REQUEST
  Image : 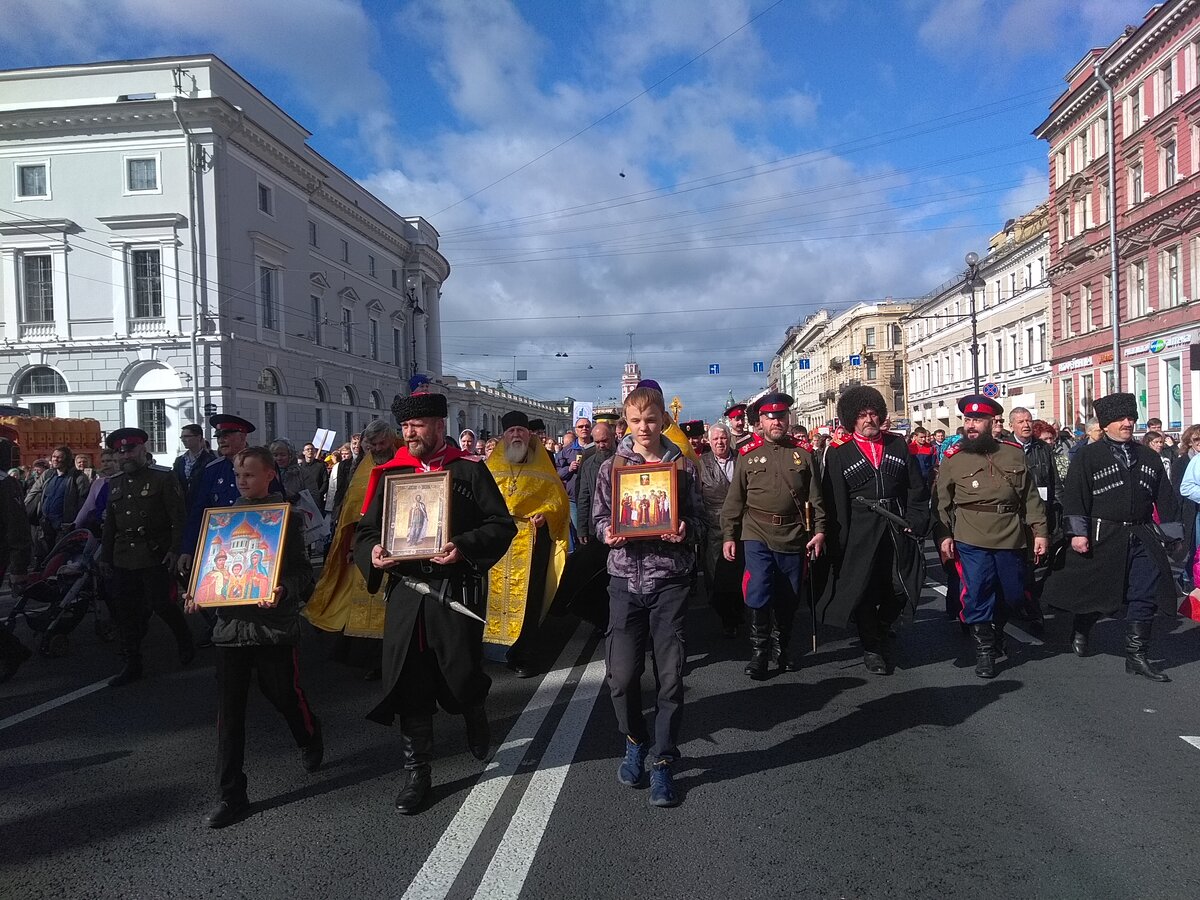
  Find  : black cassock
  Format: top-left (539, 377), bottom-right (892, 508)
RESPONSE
top-left (354, 457), bottom-right (516, 724)
top-left (817, 434), bottom-right (929, 630)
top-left (1042, 440), bottom-right (1176, 616)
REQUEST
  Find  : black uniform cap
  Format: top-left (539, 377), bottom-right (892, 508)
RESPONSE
top-left (209, 414), bottom-right (255, 435)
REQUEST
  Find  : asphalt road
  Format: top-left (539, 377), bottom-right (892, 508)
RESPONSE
top-left (2, 552), bottom-right (1199, 900)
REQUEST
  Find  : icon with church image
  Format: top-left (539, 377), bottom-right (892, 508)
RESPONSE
top-left (188, 503), bottom-right (292, 607)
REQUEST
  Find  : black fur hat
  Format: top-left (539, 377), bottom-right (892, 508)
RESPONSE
top-left (837, 385), bottom-right (887, 431)
top-left (1092, 392), bottom-right (1138, 428)
top-left (391, 391), bottom-right (448, 423)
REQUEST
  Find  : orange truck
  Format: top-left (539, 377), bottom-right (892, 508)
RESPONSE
top-left (0, 416), bottom-right (104, 469)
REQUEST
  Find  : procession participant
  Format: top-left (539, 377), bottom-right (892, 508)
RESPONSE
top-left (932, 396), bottom-right (1047, 679)
top-left (1044, 393), bottom-right (1177, 682)
top-left (355, 392), bottom-right (516, 815)
top-left (24, 446), bottom-right (90, 555)
top-left (327, 443), bottom-right (354, 518)
top-left (1009, 406), bottom-right (1060, 634)
top-left (593, 387), bottom-right (703, 808)
top-left (305, 420), bottom-right (399, 654)
top-left (681, 420), bottom-right (708, 457)
top-left (173, 424), bottom-right (215, 506)
top-left (459, 429), bottom-right (479, 457)
top-left (721, 392), bottom-right (826, 679)
top-left (725, 403), bottom-right (753, 451)
top-left (185, 445), bottom-right (321, 829)
top-left (0, 438), bottom-right (33, 683)
top-left (298, 441), bottom-right (329, 511)
top-left (178, 414), bottom-right (281, 576)
top-left (560, 420), bottom-right (616, 627)
top-left (699, 422), bottom-right (744, 637)
top-left (555, 416), bottom-right (594, 547)
top-left (615, 417), bottom-right (628, 441)
top-left (485, 411), bottom-right (570, 677)
top-left (819, 387), bottom-right (928, 675)
top-left (101, 428), bottom-right (191, 687)
top-left (270, 439), bottom-right (306, 503)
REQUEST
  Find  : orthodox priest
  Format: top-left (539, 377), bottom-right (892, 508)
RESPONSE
top-left (355, 392), bottom-right (516, 814)
top-left (818, 387), bottom-right (929, 675)
top-left (485, 411), bottom-right (570, 677)
top-left (1043, 392), bottom-right (1177, 682)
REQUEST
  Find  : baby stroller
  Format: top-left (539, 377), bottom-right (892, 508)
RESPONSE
top-left (4, 527), bottom-right (113, 657)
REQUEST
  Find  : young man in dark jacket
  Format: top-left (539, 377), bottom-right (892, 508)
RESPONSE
top-left (185, 446), bottom-right (322, 828)
top-left (593, 387), bottom-right (703, 808)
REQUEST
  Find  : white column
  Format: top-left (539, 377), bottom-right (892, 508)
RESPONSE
top-left (164, 238), bottom-right (181, 332)
top-left (0, 249), bottom-right (18, 339)
top-left (52, 244), bottom-right (70, 340)
top-left (109, 242), bottom-right (128, 336)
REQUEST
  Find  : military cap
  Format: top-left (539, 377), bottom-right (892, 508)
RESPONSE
top-left (106, 427), bottom-right (149, 450)
top-left (1092, 392), bottom-right (1139, 427)
top-left (681, 419), bottom-right (705, 438)
top-left (724, 403), bottom-right (747, 420)
top-left (757, 392), bottom-right (794, 420)
top-left (957, 395), bottom-right (1003, 418)
top-left (391, 391), bottom-right (447, 423)
top-left (209, 414), bottom-right (255, 435)
top-left (501, 410), bottom-right (530, 431)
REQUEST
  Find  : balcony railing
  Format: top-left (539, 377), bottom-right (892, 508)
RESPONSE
top-left (130, 317), bottom-right (167, 336)
top-left (19, 322), bottom-right (55, 341)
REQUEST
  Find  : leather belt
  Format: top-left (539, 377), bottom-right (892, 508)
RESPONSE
top-left (748, 508), bottom-right (799, 526)
top-left (1096, 517), bottom-right (1147, 527)
top-left (958, 501), bottom-right (1016, 514)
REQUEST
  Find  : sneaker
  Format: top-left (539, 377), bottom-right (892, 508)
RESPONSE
top-left (616, 737), bottom-right (647, 787)
top-left (648, 760), bottom-right (679, 808)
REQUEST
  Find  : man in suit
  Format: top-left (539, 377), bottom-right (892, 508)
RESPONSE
top-left (173, 423), bottom-right (216, 506)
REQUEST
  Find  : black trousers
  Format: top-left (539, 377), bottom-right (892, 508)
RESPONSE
top-left (216, 644), bottom-right (317, 801)
top-left (110, 564), bottom-right (192, 663)
top-left (853, 540), bottom-right (905, 651)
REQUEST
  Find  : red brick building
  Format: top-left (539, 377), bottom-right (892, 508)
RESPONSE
top-left (1035, 0), bottom-right (1200, 432)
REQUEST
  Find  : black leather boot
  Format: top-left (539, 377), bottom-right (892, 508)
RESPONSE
top-left (744, 607), bottom-right (771, 680)
top-left (395, 716), bottom-right (434, 814)
top-left (970, 622), bottom-right (997, 679)
top-left (107, 659), bottom-right (143, 688)
top-left (1071, 613), bottom-right (1099, 658)
top-left (463, 704), bottom-right (491, 761)
top-left (774, 606), bottom-right (800, 672)
top-left (1124, 621), bottom-right (1170, 682)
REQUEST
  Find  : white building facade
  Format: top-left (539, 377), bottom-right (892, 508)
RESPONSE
top-left (905, 205), bottom-right (1052, 431)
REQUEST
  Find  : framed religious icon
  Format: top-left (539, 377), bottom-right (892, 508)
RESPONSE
top-left (611, 462), bottom-right (679, 540)
top-left (188, 503), bottom-right (291, 607)
top-left (380, 470), bottom-right (451, 560)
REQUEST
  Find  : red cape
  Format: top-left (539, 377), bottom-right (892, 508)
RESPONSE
top-left (360, 443), bottom-right (470, 515)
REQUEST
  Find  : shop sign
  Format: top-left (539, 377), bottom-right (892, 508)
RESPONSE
top-left (1057, 356), bottom-right (1093, 373)
top-left (1123, 332), bottom-right (1192, 358)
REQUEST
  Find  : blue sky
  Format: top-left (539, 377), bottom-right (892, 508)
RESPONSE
top-left (0, 0), bottom-right (1150, 421)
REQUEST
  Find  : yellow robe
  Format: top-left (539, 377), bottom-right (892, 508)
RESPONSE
top-left (663, 412), bottom-right (699, 463)
top-left (485, 442), bottom-right (570, 646)
top-left (304, 457), bottom-right (387, 639)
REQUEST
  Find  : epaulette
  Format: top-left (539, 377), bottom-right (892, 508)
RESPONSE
top-left (739, 435), bottom-right (764, 455)
top-left (205, 456), bottom-right (227, 468)
top-left (943, 443), bottom-right (961, 458)
top-left (1000, 440), bottom-right (1022, 450)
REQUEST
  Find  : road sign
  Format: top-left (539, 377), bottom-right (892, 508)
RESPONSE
top-left (849, 354), bottom-right (862, 366)
top-left (708, 364), bottom-right (720, 375)
top-left (982, 382), bottom-right (999, 398)
top-left (752, 361), bottom-right (764, 373)
top-left (798, 358), bottom-right (810, 370)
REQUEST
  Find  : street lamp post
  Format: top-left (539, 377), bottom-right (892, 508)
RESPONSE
top-left (405, 274), bottom-right (424, 378)
top-left (963, 251), bottom-right (982, 394)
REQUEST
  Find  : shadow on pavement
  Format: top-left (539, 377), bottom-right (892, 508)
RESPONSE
top-left (0, 750), bottom-right (131, 788)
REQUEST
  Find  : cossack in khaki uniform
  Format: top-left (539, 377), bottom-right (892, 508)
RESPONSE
top-left (102, 467), bottom-right (185, 568)
top-left (721, 434), bottom-right (826, 553)
top-left (932, 441), bottom-right (1046, 550)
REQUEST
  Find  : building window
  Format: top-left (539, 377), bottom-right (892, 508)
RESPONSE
top-left (393, 327), bottom-right (403, 368)
top-left (1101, 274), bottom-right (1111, 327)
top-left (18, 366), bottom-right (67, 394)
top-left (341, 308), bottom-right (353, 353)
top-left (1162, 62), bottom-right (1174, 108)
top-left (1098, 180), bottom-right (1110, 223)
top-left (866, 359), bottom-right (878, 380)
top-left (1039, 324), bottom-right (1047, 362)
top-left (1161, 245), bottom-right (1181, 308)
top-left (258, 183), bottom-right (274, 216)
top-left (1026, 327), bottom-right (1036, 365)
top-left (1081, 373), bottom-right (1094, 420)
top-left (1162, 139), bottom-right (1177, 188)
top-left (259, 265), bottom-right (278, 330)
top-left (1081, 284), bottom-right (1092, 333)
top-left (391, 269), bottom-right (398, 289)
top-left (1062, 378), bottom-right (1076, 428)
top-left (344, 411), bottom-right (353, 442)
top-left (137, 399), bottom-right (168, 455)
top-left (1131, 363), bottom-right (1148, 423)
top-left (264, 401), bottom-right (277, 441)
top-left (369, 318), bottom-right (379, 360)
top-left (310, 295), bottom-right (322, 345)
top-left (309, 221), bottom-right (318, 247)
top-left (890, 323), bottom-right (901, 347)
top-left (342, 385), bottom-right (357, 407)
top-left (368, 255), bottom-right (376, 278)
top-left (131, 249), bottom-right (162, 318)
top-left (16, 162), bottom-right (48, 198)
top-left (1129, 160), bottom-right (1143, 205)
top-left (315, 406), bottom-right (324, 429)
top-left (864, 327), bottom-right (876, 348)
top-left (258, 368), bottom-right (281, 394)
top-left (370, 390), bottom-right (383, 412)
top-left (22, 255), bottom-right (54, 322)
top-left (340, 239), bottom-right (349, 263)
top-left (1130, 259), bottom-right (1147, 316)
top-left (29, 402), bottom-right (56, 417)
top-left (1131, 85), bottom-right (1141, 129)
top-left (126, 157), bottom-right (158, 192)
top-left (1061, 293), bottom-right (1073, 339)
top-left (1167, 356), bottom-right (1183, 427)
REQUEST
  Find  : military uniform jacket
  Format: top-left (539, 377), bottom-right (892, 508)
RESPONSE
top-left (932, 441), bottom-right (1047, 550)
top-left (720, 434), bottom-right (826, 554)
top-left (101, 466), bottom-right (185, 570)
top-left (180, 455), bottom-right (282, 555)
top-left (1042, 438), bottom-right (1176, 615)
top-left (817, 433), bottom-right (929, 629)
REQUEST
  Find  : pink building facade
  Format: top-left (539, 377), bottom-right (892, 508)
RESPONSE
top-left (1036, 0), bottom-right (1200, 433)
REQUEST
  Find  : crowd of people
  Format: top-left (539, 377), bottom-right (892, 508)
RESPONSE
top-left (1, 377), bottom-right (1198, 822)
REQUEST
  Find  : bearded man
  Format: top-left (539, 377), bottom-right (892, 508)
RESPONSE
top-left (485, 411), bottom-right (570, 677)
top-left (818, 387), bottom-right (929, 675)
top-left (932, 395), bottom-right (1047, 678)
top-left (355, 392), bottom-right (515, 815)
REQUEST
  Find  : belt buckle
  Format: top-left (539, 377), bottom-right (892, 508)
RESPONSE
top-left (771, 514), bottom-right (784, 526)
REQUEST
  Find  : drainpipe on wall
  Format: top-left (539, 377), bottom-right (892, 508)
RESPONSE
top-left (1094, 54), bottom-right (1122, 391)
top-left (172, 81), bottom-right (204, 434)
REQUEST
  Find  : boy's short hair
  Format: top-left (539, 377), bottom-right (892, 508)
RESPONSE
top-left (623, 387), bottom-right (665, 414)
top-left (234, 446), bottom-right (274, 470)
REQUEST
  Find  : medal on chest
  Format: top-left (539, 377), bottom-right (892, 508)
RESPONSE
top-left (971, 479), bottom-right (979, 488)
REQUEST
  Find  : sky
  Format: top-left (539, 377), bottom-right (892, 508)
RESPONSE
top-left (0, 0), bottom-right (1152, 422)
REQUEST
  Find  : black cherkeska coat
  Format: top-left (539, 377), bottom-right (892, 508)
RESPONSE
top-left (354, 456), bottom-right (515, 724)
top-left (817, 433), bottom-right (930, 629)
top-left (1042, 439), bottom-right (1176, 616)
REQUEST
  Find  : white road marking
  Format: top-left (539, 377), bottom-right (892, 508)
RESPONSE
top-left (1180, 736), bottom-right (1200, 750)
top-left (472, 654), bottom-right (606, 900)
top-left (400, 625), bottom-right (590, 900)
top-left (0, 678), bottom-right (109, 733)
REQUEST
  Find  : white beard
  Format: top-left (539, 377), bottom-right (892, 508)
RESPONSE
top-left (505, 440), bottom-right (530, 464)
